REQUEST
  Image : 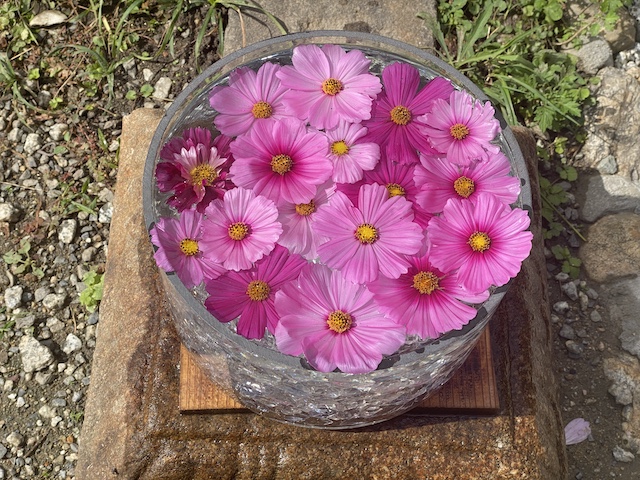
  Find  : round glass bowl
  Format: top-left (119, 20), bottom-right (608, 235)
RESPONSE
top-left (142, 31), bottom-right (532, 429)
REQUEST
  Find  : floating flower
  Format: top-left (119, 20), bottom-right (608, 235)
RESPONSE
top-left (277, 181), bottom-right (335, 260)
top-left (414, 150), bottom-right (521, 214)
top-left (274, 264), bottom-right (406, 373)
top-left (362, 62), bottom-right (454, 165)
top-left (150, 209), bottom-right (225, 288)
top-left (419, 90), bottom-right (501, 165)
top-left (338, 153), bottom-right (432, 228)
top-left (313, 183), bottom-right (424, 283)
top-left (155, 127), bottom-right (231, 212)
top-left (230, 118), bottom-right (332, 205)
top-left (204, 245), bottom-right (306, 339)
top-left (209, 62), bottom-right (290, 137)
top-left (564, 418), bottom-right (591, 445)
top-left (369, 248), bottom-right (489, 339)
top-left (200, 187), bottom-right (282, 271)
top-left (276, 44), bottom-right (382, 130)
top-left (427, 194), bottom-right (533, 293)
top-left (325, 120), bottom-right (380, 183)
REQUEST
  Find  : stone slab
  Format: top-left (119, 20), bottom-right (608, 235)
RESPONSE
top-left (223, 0), bottom-right (436, 55)
top-left (75, 106), bottom-right (567, 479)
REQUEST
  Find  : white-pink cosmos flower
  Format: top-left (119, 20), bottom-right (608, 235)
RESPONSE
top-left (324, 120), bottom-right (380, 183)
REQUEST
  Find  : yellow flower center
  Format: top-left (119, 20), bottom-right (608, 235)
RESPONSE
top-left (246, 280), bottom-right (270, 301)
top-left (228, 222), bottom-right (250, 241)
top-left (331, 140), bottom-right (350, 156)
top-left (468, 231), bottom-right (491, 252)
top-left (354, 223), bottom-right (379, 244)
top-left (453, 176), bottom-right (475, 198)
top-left (390, 105), bottom-right (412, 126)
top-left (322, 78), bottom-right (343, 96)
top-left (327, 310), bottom-right (352, 333)
top-left (179, 238), bottom-right (199, 256)
top-left (412, 271), bottom-right (439, 295)
top-left (251, 101), bottom-right (273, 119)
top-left (271, 154), bottom-right (293, 175)
top-left (190, 164), bottom-right (217, 186)
top-left (295, 200), bottom-right (316, 216)
top-left (450, 123), bottom-right (470, 140)
top-left (386, 183), bottom-right (406, 197)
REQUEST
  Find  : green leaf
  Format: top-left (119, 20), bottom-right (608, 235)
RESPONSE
top-left (2, 251), bottom-right (22, 265)
top-left (140, 83), bottom-right (154, 97)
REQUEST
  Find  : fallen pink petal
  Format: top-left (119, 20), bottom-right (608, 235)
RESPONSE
top-left (564, 418), bottom-right (591, 445)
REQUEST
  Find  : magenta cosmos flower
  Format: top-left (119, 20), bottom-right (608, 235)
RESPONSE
top-left (427, 194), bottom-right (533, 293)
top-left (338, 153), bottom-right (432, 228)
top-left (324, 120), bottom-right (380, 183)
top-left (276, 44), bottom-right (382, 130)
top-left (150, 209), bottom-right (225, 288)
top-left (277, 181), bottom-right (335, 260)
top-left (369, 248), bottom-right (489, 339)
top-left (414, 150), bottom-right (521, 214)
top-left (209, 62), bottom-right (290, 137)
top-left (313, 183), bottom-right (424, 284)
top-left (274, 264), bottom-right (406, 373)
top-left (155, 127), bottom-right (232, 212)
top-left (362, 62), bottom-right (454, 165)
top-left (419, 90), bottom-right (501, 165)
top-left (204, 245), bottom-right (306, 339)
top-left (230, 118), bottom-right (332, 205)
top-left (200, 187), bottom-right (282, 271)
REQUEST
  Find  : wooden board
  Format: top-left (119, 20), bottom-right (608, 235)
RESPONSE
top-left (179, 326), bottom-right (498, 414)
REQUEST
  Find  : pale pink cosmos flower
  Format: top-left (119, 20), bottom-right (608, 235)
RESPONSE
top-left (276, 44), bottom-right (382, 130)
top-left (200, 187), bottom-right (282, 271)
top-left (338, 153), bottom-right (432, 228)
top-left (274, 264), bottom-right (407, 373)
top-left (313, 183), bottom-right (424, 284)
top-left (324, 120), bottom-right (380, 183)
top-left (204, 245), bottom-right (306, 339)
top-left (230, 118), bottom-right (332, 205)
top-left (277, 181), bottom-right (335, 260)
top-left (427, 194), bottom-right (533, 293)
top-left (369, 248), bottom-right (489, 339)
top-left (362, 62), bottom-right (454, 165)
top-left (209, 62), bottom-right (290, 137)
top-left (419, 89), bottom-right (501, 165)
top-left (414, 150), bottom-right (521, 214)
top-left (150, 209), bottom-right (225, 289)
top-left (564, 418), bottom-right (591, 445)
top-left (155, 127), bottom-right (232, 213)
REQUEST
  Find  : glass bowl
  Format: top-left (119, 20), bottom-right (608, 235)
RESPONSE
top-left (142, 30), bottom-right (532, 429)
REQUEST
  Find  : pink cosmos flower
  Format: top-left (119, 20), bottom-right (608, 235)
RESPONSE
top-left (150, 209), bottom-right (225, 288)
top-left (313, 183), bottom-right (424, 284)
top-left (209, 62), bottom-right (290, 137)
top-left (324, 120), bottom-right (380, 183)
top-left (414, 150), bottom-right (521, 214)
top-left (276, 44), bottom-right (382, 130)
top-left (204, 245), bottom-right (306, 339)
top-left (155, 127), bottom-right (231, 212)
top-left (230, 118), bottom-right (332, 205)
top-left (419, 90), bottom-right (501, 165)
top-left (362, 62), bottom-right (454, 165)
top-left (338, 153), bottom-right (432, 228)
top-left (274, 264), bottom-right (406, 373)
top-left (368, 248), bottom-right (489, 339)
top-left (277, 181), bottom-right (335, 260)
top-left (200, 187), bottom-right (282, 271)
top-left (427, 194), bottom-right (533, 293)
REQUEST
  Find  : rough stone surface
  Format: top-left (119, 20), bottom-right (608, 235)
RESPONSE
top-left (604, 354), bottom-right (640, 452)
top-left (18, 336), bottom-right (54, 373)
top-left (574, 39), bottom-right (614, 75)
top-left (606, 277), bottom-right (640, 359)
top-left (76, 112), bottom-right (566, 479)
top-left (580, 213), bottom-right (640, 282)
top-left (223, 0), bottom-right (435, 55)
top-left (574, 67), bottom-right (640, 186)
top-left (577, 174), bottom-right (640, 222)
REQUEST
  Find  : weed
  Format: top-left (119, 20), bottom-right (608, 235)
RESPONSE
top-left (2, 237), bottom-right (45, 279)
top-left (79, 270), bottom-right (104, 313)
top-left (551, 245), bottom-right (582, 279)
top-left (69, 410), bottom-right (85, 422)
top-left (0, 318), bottom-right (14, 340)
top-left (56, 179), bottom-right (99, 216)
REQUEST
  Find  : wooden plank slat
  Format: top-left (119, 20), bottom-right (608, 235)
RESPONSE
top-left (179, 326), bottom-right (498, 414)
